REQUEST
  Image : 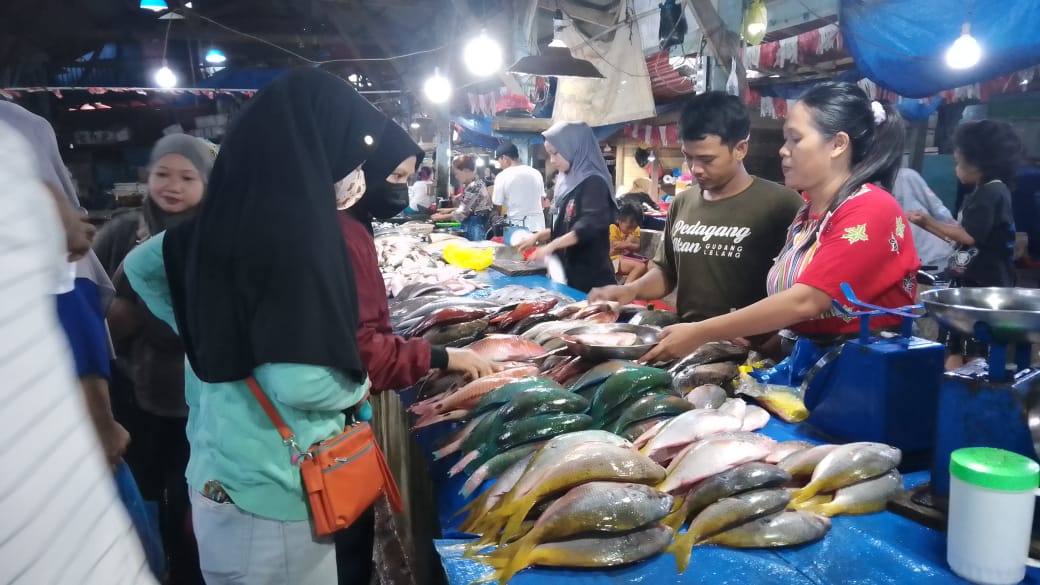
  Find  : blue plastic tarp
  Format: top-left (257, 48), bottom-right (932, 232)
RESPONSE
top-left (841, 0), bottom-right (1040, 98)
top-left (415, 273), bottom-right (1040, 585)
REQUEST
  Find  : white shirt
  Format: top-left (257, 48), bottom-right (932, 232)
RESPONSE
top-left (492, 165), bottom-right (545, 231)
top-left (0, 121), bottom-right (156, 585)
top-left (409, 180), bottom-right (434, 211)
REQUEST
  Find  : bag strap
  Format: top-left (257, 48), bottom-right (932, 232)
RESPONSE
top-left (245, 376), bottom-right (296, 445)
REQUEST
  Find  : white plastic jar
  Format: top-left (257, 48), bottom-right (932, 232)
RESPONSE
top-left (948, 447), bottom-right (1040, 585)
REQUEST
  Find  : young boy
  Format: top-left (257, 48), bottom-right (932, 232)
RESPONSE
top-left (610, 203), bottom-right (648, 284)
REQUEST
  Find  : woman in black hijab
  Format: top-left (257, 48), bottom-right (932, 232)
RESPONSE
top-left (335, 122), bottom-right (498, 584)
top-left (123, 68), bottom-right (387, 585)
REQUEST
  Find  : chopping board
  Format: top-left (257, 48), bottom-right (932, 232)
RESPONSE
top-left (491, 258), bottom-right (546, 276)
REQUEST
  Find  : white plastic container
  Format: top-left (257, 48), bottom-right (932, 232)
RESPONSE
top-left (947, 447), bottom-right (1040, 585)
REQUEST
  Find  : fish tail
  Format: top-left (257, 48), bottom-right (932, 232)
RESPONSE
top-left (433, 438), bottom-right (463, 461)
top-left (790, 494), bottom-right (831, 511)
top-left (662, 500), bottom-right (688, 532)
top-left (789, 484), bottom-right (820, 505)
top-left (495, 550), bottom-right (532, 585)
top-left (665, 531), bottom-right (696, 574)
top-left (454, 491), bottom-right (487, 521)
top-left (816, 500), bottom-right (884, 517)
top-left (498, 501), bottom-right (535, 544)
top-left (449, 449), bottom-right (482, 477)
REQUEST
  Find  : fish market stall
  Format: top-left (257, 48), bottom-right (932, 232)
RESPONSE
top-left (384, 268), bottom-right (1040, 585)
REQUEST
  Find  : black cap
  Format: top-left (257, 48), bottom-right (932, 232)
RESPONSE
top-left (495, 143), bottom-right (520, 160)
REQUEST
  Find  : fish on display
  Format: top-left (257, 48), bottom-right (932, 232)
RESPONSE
top-left (562, 331), bottom-right (640, 347)
top-left (393, 282), bottom-right (452, 302)
top-left (607, 394), bottom-right (694, 435)
top-left (777, 444), bottom-right (840, 478)
top-left (794, 470), bottom-right (903, 517)
top-left (668, 488), bottom-right (791, 572)
top-left (479, 524), bottom-right (673, 582)
top-left (480, 482), bottom-right (674, 583)
top-left (405, 307), bottom-right (493, 337)
top-left (588, 367), bottom-right (673, 421)
top-left (640, 410), bottom-right (743, 464)
top-left (476, 442), bottom-right (665, 544)
top-left (668, 341), bottom-right (750, 372)
top-left (410, 374), bottom-right (539, 430)
top-left (421, 318), bottom-right (490, 347)
top-left (686, 384), bottom-right (729, 409)
top-left (433, 411), bottom-right (494, 460)
top-left (458, 453), bottom-right (537, 534)
top-left (673, 362), bottom-right (741, 392)
top-left (790, 442), bottom-right (902, 504)
top-left (735, 374), bottom-right (810, 423)
top-left (571, 302), bottom-right (617, 320)
top-left (462, 443), bottom-right (546, 498)
top-left (470, 378), bottom-right (565, 418)
top-left (665, 462), bottom-right (792, 532)
top-left (717, 397), bottom-right (748, 420)
top-left (491, 299), bottom-right (560, 331)
top-left (566, 361), bottom-right (641, 393)
top-left (509, 312), bottom-right (560, 335)
top-left (496, 413), bottom-right (595, 452)
top-left (765, 440), bottom-right (816, 464)
top-left (542, 356), bottom-right (591, 386)
top-left (699, 510), bottom-right (831, 549)
top-left (466, 335), bottom-right (547, 361)
top-left (496, 388), bottom-right (589, 421)
top-left (620, 415), bottom-right (673, 443)
top-left (397, 297), bottom-right (501, 324)
top-left (659, 436), bottom-right (775, 494)
top-left (741, 405), bottom-right (771, 431)
top-left (629, 308), bottom-right (680, 328)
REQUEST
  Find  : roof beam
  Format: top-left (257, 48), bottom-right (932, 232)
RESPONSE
top-left (765, 0), bottom-right (837, 35)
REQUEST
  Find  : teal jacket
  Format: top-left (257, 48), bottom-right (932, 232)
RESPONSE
top-left (124, 233), bottom-right (369, 521)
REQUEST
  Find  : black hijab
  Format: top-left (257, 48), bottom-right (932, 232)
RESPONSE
top-left (352, 121), bottom-right (423, 229)
top-left (163, 68), bottom-right (387, 383)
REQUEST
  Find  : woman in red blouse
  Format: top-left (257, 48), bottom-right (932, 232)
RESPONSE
top-left (643, 82), bottom-right (920, 363)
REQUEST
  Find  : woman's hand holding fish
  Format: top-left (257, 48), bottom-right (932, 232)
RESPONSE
top-left (446, 348), bottom-right (502, 380)
top-left (529, 245), bottom-right (554, 263)
top-left (517, 229), bottom-right (550, 253)
top-left (640, 322), bottom-right (708, 364)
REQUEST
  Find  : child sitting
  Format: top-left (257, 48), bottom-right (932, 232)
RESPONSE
top-left (610, 203), bottom-right (648, 284)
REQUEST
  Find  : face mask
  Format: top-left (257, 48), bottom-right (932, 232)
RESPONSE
top-left (335, 169), bottom-right (366, 211)
top-left (365, 181), bottom-right (410, 219)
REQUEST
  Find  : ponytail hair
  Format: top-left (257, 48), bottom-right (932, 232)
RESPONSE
top-left (798, 82), bottom-right (906, 213)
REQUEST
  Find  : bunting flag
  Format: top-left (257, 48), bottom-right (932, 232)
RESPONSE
top-left (0, 86), bottom-right (255, 101)
top-left (624, 122), bottom-right (680, 148)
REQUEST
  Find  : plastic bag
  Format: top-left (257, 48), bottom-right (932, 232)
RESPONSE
top-left (751, 337), bottom-right (829, 387)
top-left (442, 244), bottom-right (494, 271)
top-left (114, 462), bottom-right (166, 580)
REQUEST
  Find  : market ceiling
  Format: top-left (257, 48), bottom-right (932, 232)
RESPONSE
top-left (0, 0), bottom-right (624, 116)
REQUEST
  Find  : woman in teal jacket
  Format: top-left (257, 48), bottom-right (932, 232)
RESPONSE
top-left (124, 69), bottom-right (386, 585)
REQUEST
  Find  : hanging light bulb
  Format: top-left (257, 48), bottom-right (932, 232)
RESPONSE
top-left (743, 0), bottom-right (768, 45)
top-left (945, 22), bottom-right (981, 69)
top-left (204, 48), bottom-right (226, 64)
top-left (475, 157), bottom-right (486, 167)
top-left (423, 68), bottom-right (452, 104)
top-left (155, 64), bottom-right (177, 88)
top-left (463, 30), bottom-right (503, 77)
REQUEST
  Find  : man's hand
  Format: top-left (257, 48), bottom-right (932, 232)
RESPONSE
top-left (97, 419), bottom-right (131, 469)
top-left (588, 284), bottom-right (637, 305)
top-left (446, 348), bottom-right (501, 380)
top-left (640, 322), bottom-right (709, 364)
top-left (529, 245), bottom-right (554, 263)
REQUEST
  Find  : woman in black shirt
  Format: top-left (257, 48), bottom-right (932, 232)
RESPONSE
top-left (519, 122), bottom-right (617, 292)
top-left (909, 119), bottom-right (1022, 368)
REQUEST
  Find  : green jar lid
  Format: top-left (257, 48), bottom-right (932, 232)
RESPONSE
top-left (950, 447), bottom-right (1039, 492)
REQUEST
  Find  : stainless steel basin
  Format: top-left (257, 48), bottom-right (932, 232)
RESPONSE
top-left (920, 287), bottom-right (1040, 344)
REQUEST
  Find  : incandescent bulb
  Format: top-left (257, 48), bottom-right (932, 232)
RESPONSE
top-left (463, 31), bottom-right (503, 77)
top-left (945, 23), bottom-right (981, 69)
top-left (155, 66), bottom-right (177, 88)
top-left (423, 70), bottom-right (452, 104)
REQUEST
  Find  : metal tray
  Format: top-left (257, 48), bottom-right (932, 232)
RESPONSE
top-left (560, 323), bottom-right (660, 361)
top-left (920, 287), bottom-right (1040, 344)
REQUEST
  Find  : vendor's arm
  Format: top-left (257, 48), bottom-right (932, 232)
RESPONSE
top-left (589, 266), bottom-right (674, 305)
top-left (640, 284), bottom-right (831, 363)
top-left (531, 231), bottom-right (579, 262)
top-left (517, 228), bottom-right (552, 252)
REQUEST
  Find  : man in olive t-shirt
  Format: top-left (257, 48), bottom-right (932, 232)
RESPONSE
top-left (590, 92), bottom-right (802, 323)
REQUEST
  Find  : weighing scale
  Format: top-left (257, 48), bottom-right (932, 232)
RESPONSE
top-left (898, 287), bottom-right (1040, 545)
top-left (800, 283), bottom-right (945, 463)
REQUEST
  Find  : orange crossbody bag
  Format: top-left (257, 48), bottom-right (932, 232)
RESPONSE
top-left (246, 377), bottom-right (402, 536)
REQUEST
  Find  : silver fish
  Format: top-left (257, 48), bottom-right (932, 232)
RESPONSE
top-left (701, 510), bottom-right (831, 548)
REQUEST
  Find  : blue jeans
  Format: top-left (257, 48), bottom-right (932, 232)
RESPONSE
top-left (462, 215), bottom-right (487, 241)
top-left (189, 491), bottom-right (337, 585)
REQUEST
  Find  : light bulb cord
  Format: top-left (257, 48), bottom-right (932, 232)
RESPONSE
top-left (161, 19), bottom-right (172, 65)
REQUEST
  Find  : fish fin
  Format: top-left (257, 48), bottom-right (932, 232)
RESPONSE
top-left (814, 500), bottom-right (885, 517)
top-left (495, 546), bottom-right (534, 585)
top-left (789, 484), bottom-right (820, 505)
top-left (460, 471), bottom-right (487, 498)
top-left (665, 530), bottom-right (696, 574)
top-left (454, 491), bottom-right (488, 522)
top-left (662, 498), bottom-right (688, 532)
top-left (467, 569), bottom-right (501, 585)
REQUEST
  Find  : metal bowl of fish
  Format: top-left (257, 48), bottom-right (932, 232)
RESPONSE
top-left (560, 324), bottom-right (660, 361)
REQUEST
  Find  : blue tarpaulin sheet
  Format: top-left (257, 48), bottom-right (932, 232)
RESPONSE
top-left (841, 0), bottom-right (1040, 98)
top-left (409, 273), bottom-right (1040, 585)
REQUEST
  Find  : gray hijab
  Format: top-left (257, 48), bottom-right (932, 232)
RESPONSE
top-left (143, 133), bottom-right (215, 234)
top-left (543, 121), bottom-right (615, 211)
top-left (0, 101), bottom-right (115, 309)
